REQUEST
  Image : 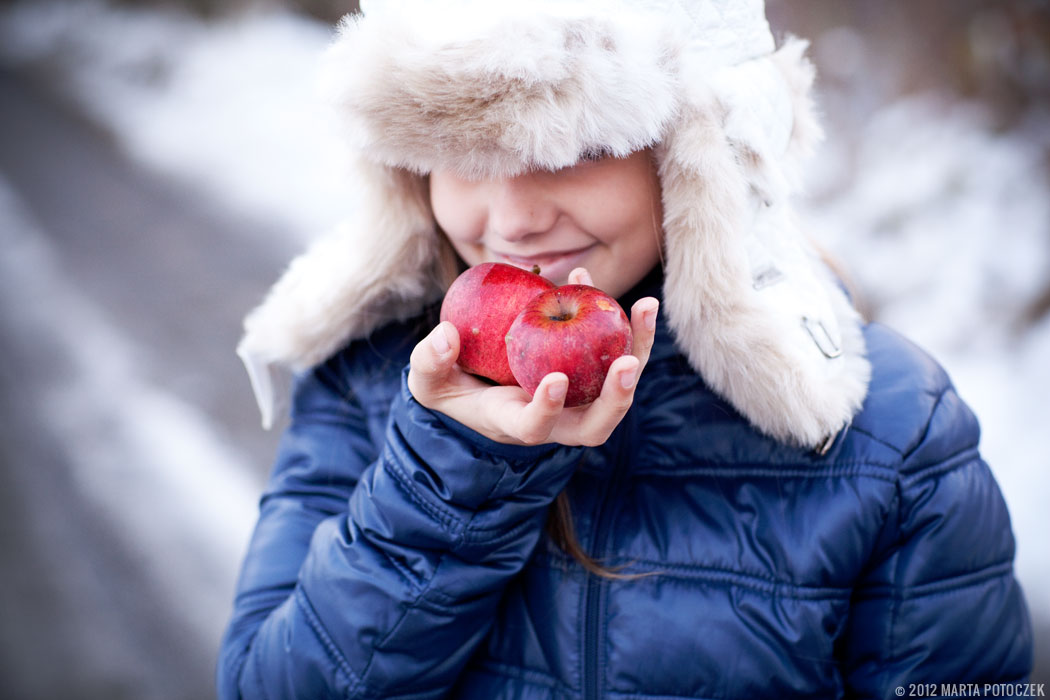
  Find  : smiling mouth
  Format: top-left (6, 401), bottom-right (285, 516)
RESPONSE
top-left (496, 245), bottom-right (595, 270)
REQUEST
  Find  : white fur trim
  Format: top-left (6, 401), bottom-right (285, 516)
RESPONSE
top-left (321, 5), bottom-right (683, 178)
top-left (360, 0), bottom-right (774, 69)
top-left (237, 158), bottom-right (458, 425)
top-left (659, 41), bottom-right (869, 446)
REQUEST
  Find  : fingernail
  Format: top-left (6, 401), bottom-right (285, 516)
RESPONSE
top-left (570, 267), bottom-right (593, 286)
top-left (645, 302), bottom-right (659, 331)
top-left (547, 380), bottom-right (567, 401)
top-left (619, 367), bottom-right (637, 389)
top-left (430, 324), bottom-right (450, 355)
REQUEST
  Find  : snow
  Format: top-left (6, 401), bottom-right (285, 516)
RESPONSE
top-left (0, 173), bottom-right (262, 650)
top-left (805, 96), bottom-right (1050, 354)
top-left (1, 0), bottom-right (1047, 623)
top-left (0, 0), bottom-right (349, 241)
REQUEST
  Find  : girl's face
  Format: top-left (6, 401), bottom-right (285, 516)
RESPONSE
top-left (430, 149), bottom-right (663, 298)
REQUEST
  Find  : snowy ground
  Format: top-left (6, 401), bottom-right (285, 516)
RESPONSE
top-left (1, 0), bottom-right (1046, 683)
top-left (0, 170), bottom-right (261, 692)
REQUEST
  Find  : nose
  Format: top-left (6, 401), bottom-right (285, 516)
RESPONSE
top-left (487, 174), bottom-right (558, 243)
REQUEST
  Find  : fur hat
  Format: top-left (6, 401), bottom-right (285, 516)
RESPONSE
top-left (238, 0), bottom-right (871, 449)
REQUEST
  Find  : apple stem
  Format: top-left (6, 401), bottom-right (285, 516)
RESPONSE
top-left (531, 264), bottom-right (541, 275)
top-left (548, 297), bottom-right (577, 323)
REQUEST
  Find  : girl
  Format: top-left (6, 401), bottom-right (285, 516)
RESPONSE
top-left (219, 1), bottom-right (1033, 698)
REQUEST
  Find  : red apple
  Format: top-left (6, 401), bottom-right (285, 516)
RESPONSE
top-left (505, 285), bottom-right (632, 407)
top-left (440, 262), bottom-right (555, 385)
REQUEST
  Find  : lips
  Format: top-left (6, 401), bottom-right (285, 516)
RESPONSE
top-left (495, 244), bottom-right (596, 283)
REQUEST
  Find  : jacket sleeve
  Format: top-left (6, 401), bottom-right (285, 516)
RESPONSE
top-left (840, 385), bottom-right (1033, 698)
top-left (217, 361), bottom-right (582, 700)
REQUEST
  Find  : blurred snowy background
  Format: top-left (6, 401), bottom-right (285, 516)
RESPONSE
top-left (0, 0), bottom-right (1046, 697)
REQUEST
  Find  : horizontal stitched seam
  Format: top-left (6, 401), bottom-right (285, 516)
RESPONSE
top-left (856, 560), bottom-right (1015, 600)
top-left (462, 511), bottom-right (539, 542)
top-left (592, 560), bottom-right (851, 600)
top-left (630, 463), bottom-right (900, 482)
top-left (901, 446), bottom-right (981, 486)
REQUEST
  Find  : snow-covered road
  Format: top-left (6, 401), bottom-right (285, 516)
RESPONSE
top-left (0, 66), bottom-right (289, 698)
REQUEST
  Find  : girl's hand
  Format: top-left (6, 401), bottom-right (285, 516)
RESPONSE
top-left (408, 268), bottom-right (659, 447)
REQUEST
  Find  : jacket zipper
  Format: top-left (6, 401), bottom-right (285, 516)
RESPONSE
top-left (581, 419), bottom-right (631, 700)
top-left (582, 514), bottom-right (610, 700)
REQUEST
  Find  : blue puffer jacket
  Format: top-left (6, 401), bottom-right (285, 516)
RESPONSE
top-left (218, 273), bottom-right (1032, 699)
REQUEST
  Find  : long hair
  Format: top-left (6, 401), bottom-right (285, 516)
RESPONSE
top-left (545, 492), bottom-right (653, 580)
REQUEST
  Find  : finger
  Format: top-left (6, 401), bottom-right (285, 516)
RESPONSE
top-left (509, 373), bottom-right (569, 444)
top-left (568, 267), bottom-right (594, 286)
top-left (629, 297), bottom-right (659, 369)
top-left (599, 354), bottom-right (641, 410)
top-left (407, 322), bottom-right (460, 405)
top-left (556, 355), bottom-right (640, 446)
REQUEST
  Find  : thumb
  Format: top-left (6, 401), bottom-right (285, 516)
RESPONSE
top-left (408, 322), bottom-right (460, 404)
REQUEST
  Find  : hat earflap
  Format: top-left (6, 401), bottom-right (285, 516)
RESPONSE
top-left (659, 40), bottom-right (871, 448)
top-left (237, 158), bottom-right (456, 427)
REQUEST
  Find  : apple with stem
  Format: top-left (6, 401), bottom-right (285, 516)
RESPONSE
top-left (439, 262), bottom-right (554, 385)
top-left (505, 284), bottom-right (633, 407)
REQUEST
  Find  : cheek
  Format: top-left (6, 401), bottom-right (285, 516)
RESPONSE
top-left (586, 166), bottom-right (663, 294)
top-left (591, 185), bottom-right (660, 250)
top-left (580, 155), bottom-right (662, 246)
top-left (430, 176), bottom-right (484, 246)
